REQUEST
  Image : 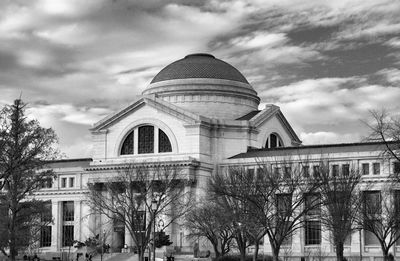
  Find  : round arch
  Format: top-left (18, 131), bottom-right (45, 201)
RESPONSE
top-left (114, 118), bottom-right (179, 157)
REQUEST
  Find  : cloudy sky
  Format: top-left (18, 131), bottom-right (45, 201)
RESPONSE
top-left (1, 0), bottom-right (400, 158)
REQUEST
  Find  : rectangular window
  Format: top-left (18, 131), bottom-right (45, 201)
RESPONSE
top-left (284, 167), bottom-right (291, 179)
top-left (394, 162), bottom-right (400, 175)
top-left (331, 164), bottom-right (339, 177)
top-left (305, 193), bottom-right (321, 216)
top-left (313, 165), bottom-right (320, 178)
top-left (62, 225), bottom-right (74, 246)
top-left (373, 163), bottom-right (380, 175)
top-left (363, 191), bottom-right (381, 215)
top-left (42, 201), bottom-right (52, 223)
top-left (302, 166), bottom-right (310, 178)
top-left (138, 125), bottom-right (154, 154)
top-left (40, 226), bottom-right (52, 247)
top-left (62, 201), bottom-right (74, 221)
top-left (305, 220), bottom-right (321, 245)
top-left (276, 193), bottom-right (292, 216)
top-left (61, 178), bottom-right (67, 188)
top-left (274, 167), bottom-right (281, 176)
top-left (41, 178), bottom-right (53, 188)
top-left (69, 177), bottom-right (74, 188)
top-left (362, 163), bottom-right (370, 175)
top-left (247, 169), bottom-right (255, 181)
top-left (134, 211), bottom-right (146, 231)
top-left (342, 164), bottom-right (350, 176)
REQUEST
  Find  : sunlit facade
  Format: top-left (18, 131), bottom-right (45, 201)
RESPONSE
top-left (34, 53), bottom-right (398, 260)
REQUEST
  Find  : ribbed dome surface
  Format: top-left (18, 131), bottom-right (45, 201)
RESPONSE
top-left (150, 53), bottom-right (249, 84)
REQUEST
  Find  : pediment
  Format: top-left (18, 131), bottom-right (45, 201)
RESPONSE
top-left (249, 104), bottom-right (301, 145)
top-left (90, 95), bottom-right (207, 132)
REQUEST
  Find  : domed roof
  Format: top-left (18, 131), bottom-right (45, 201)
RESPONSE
top-left (150, 53), bottom-right (249, 84)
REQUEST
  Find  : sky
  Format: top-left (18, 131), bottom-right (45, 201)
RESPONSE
top-left (0, 0), bottom-right (399, 158)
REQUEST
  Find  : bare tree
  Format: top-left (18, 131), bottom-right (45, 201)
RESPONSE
top-left (366, 109), bottom-right (400, 162)
top-left (210, 166), bottom-right (267, 261)
top-left (211, 161), bottom-right (320, 261)
top-left (361, 186), bottom-right (400, 261)
top-left (316, 161), bottom-right (363, 261)
top-left (0, 99), bottom-right (58, 260)
top-left (185, 201), bottom-right (234, 258)
top-left (87, 163), bottom-right (193, 261)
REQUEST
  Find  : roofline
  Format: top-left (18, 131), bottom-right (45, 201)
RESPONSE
top-left (229, 140), bottom-right (399, 159)
top-left (45, 158), bottom-right (93, 163)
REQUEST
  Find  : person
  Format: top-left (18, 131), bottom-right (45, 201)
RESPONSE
top-left (32, 254), bottom-right (40, 261)
top-left (388, 253), bottom-right (395, 261)
top-left (85, 253), bottom-right (89, 261)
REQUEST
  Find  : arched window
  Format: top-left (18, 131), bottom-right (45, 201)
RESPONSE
top-left (120, 125), bottom-right (173, 155)
top-left (138, 125), bottom-right (154, 154)
top-left (121, 131), bottom-right (134, 155)
top-left (159, 129), bottom-right (172, 153)
top-left (265, 133), bottom-right (283, 148)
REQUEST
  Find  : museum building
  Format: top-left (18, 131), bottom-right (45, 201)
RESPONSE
top-left (34, 53), bottom-right (400, 259)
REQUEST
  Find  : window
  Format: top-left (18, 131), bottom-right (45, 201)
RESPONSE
top-left (284, 167), bottom-right (291, 179)
top-left (159, 129), bottom-right (172, 153)
top-left (138, 125), bottom-right (154, 154)
top-left (362, 163), bottom-right (370, 175)
top-left (121, 131), bottom-right (134, 155)
top-left (305, 193), bottom-right (321, 216)
top-left (363, 191), bottom-right (381, 215)
top-left (61, 178), bottom-right (67, 188)
top-left (63, 201), bottom-right (74, 221)
top-left (62, 225), bottom-right (74, 246)
top-left (313, 165), bottom-right (320, 178)
top-left (120, 125), bottom-right (172, 155)
top-left (331, 165), bottom-right (339, 177)
top-left (69, 177), bottom-right (74, 188)
top-left (134, 211), bottom-right (146, 231)
top-left (373, 163), bottom-right (380, 175)
top-left (40, 226), bottom-right (52, 247)
top-left (276, 194), bottom-right (292, 216)
top-left (305, 221), bottom-right (321, 245)
top-left (265, 133), bottom-right (283, 148)
top-left (302, 165), bottom-right (310, 178)
top-left (342, 164), bottom-right (350, 176)
top-left (41, 177), bottom-right (53, 189)
top-left (42, 201), bottom-right (52, 223)
top-left (247, 169), bottom-right (255, 181)
top-left (274, 167), bottom-right (281, 176)
top-left (394, 162), bottom-right (400, 175)
top-left (364, 229), bottom-right (380, 245)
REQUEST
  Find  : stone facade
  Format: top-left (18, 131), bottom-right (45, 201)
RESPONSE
top-left (32, 53), bottom-right (397, 260)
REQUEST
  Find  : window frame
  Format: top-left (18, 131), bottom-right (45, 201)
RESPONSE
top-left (120, 125), bottom-right (173, 156)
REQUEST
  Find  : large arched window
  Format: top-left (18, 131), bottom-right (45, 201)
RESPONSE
top-left (120, 125), bottom-right (172, 155)
top-left (265, 133), bottom-right (283, 148)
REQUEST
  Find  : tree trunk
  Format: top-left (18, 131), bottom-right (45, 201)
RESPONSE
top-left (335, 243), bottom-right (344, 261)
top-left (240, 250), bottom-right (246, 261)
top-left (212, 242), bottom-right (221, 258)
top-left (272, 246), bottom-right (280, 261)
top-left (10, 206), bottom-right (17, 261)
top-left (253, 242), bottom-right (259, 261)
top-left (382, 249), bottom-right (389, 261)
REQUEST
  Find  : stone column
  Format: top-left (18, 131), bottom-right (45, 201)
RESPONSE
top-left (75, 201), bottom-right (82, 242)
top-left (51, 201), bottom-right (61, 251)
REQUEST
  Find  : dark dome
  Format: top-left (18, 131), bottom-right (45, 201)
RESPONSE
top-left (150, 53), bottom-right (249, 84)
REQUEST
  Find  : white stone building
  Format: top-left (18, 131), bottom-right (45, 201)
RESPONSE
top-left (34, 53), bottom-right (400, 259)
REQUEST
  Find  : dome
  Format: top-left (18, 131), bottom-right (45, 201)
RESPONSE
top-left (150, 53), bottom-right (249, 84)
top-left (143, 53), bottom-right (260, 119)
